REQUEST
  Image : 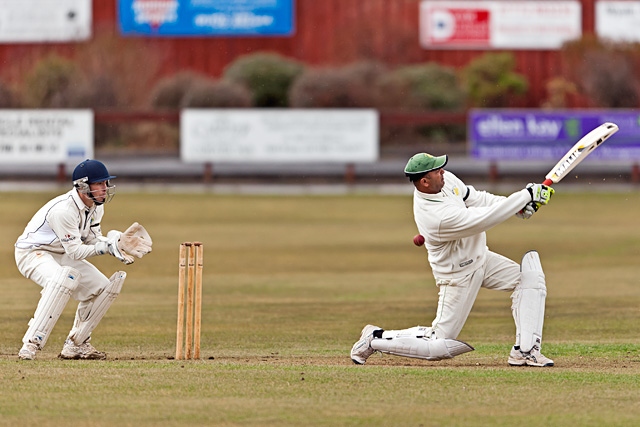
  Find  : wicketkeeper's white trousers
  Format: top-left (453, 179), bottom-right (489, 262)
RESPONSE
top-left (15, 248), bottom-right (110, 302)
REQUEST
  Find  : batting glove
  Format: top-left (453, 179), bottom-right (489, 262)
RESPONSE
top-left (515, 202), bottom-right (538, 219)
top-left (526, 183), bottom-right (554, 205)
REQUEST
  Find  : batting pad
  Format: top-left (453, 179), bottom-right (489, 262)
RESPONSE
top-left (68, 271), bottom-right (126, 345)
top-left (513, 250), bottom-right (547, 353)
top-left (371, 336), bottom-right (474, 361)
top-left (23, 266), bottom-right (81, 348)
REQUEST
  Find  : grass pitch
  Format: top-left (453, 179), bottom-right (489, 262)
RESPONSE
top-left (0, 188), bottom-right (638, 426)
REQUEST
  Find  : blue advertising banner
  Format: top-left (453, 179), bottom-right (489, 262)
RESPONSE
top-left (469, 110), bottom-right (640, 160)
top-left (118, 0), bottom-right (294, 37)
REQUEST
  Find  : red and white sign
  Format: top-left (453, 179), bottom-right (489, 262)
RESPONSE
top-left (427, 8), bottom-right (490, 46)
top-left (131, 0), bottom-right (178, 29)
top-left (420, 1), bottom-right (581, 50)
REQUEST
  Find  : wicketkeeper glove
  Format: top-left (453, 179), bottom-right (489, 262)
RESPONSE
top-left (95, 231), bottom-right (135, 265)
top-left (119, 222), bottom-right (153, 259)
top-left (526, 183), bottom-right (554, 205)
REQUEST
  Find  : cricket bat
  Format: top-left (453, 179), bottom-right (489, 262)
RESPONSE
top-left (542, 122), bottom-right (619, 185)
top-left (413, 122), bottom-right (619, 247)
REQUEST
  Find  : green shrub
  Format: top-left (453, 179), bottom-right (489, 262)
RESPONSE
top-left (22, 54), bottom-right (81, 108)
top-left (374, 63), bottom-right (466, 145)
top-left (74, 74), bottom-right (119, 108)
top-left (223, 52), bottom-right (304, 107)
top-left (339, 60), bottom-right (387, 91)
top-left (181, 80), bottom-right (252, 108)
top-left (541, 76), bottom-right (577, 109)
top-left (461, 52), bottom-right (528, 108)
top-left (288, 62), bottom-right (385, 108)
top-left (73, 29), bottom-right (162, 108)
top-left (376, 62), bottom-right (465, 110)
top-left (0, 79), bottom-right (18, 108)
top-left (561, 36), bottom-right (639, 108)
top-left (149, 71), bottom-right (210, 109)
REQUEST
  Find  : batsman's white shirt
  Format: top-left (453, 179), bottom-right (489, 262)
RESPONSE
top-left (15, 188), bottom-right (105, 259)
top-left (413, 171), bottom-right (531, 279)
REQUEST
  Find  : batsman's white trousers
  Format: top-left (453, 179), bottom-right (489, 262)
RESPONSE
top-left (430, 250), bottom-right (519, 340)
top-left (15, 248), bottom-right (110, 302)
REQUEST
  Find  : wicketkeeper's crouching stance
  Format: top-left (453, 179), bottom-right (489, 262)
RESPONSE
top-left (351, 153), bottom-right (555, 367)
top-left (15, 159), bottom-right (152, 360)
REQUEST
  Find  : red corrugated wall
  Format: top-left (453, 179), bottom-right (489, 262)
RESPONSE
top-left (0, 0), bottom-right (598, 107)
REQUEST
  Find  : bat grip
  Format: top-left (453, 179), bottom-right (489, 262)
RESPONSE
top-left (542, 178), bottom-right (553, 186)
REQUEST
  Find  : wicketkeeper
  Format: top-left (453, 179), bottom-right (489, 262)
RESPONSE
top-left (15, 159), bottom-right (153, 360)
top-left (351, 153), bottom-right (555, 367)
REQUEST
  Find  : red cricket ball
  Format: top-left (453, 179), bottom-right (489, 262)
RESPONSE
top-left (413, 234), bottom-right (425, 246)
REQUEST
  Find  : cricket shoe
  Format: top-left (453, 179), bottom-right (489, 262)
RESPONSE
top-left (508, 346), bottom-right (554, 367)
top-left (350, 324), bottom-right (381, 365)
top-left (18, 342), bottom-right (39, 360)
top-left (59, 338), bottom-right (107, 360)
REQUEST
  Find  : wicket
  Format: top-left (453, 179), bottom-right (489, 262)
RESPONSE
top-left (176, 242), bottom-right (203, 360)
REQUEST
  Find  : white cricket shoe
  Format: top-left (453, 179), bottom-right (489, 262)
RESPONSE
top-left (508, 346), bottom-right (554, 367)
top-left (59, 338), bottom-right (106, 360)
top-left (350, 324), bottom-right (381, 365)
top-left (18, 342), bottom-right (39, 360)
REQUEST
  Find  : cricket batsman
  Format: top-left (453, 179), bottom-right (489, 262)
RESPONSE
top-left (15, 159), bottom-right (152, 360)
top-left (351, 153), bottom-right (555, 367)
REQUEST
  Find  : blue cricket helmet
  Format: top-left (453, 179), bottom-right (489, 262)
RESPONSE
top-left (72, 159), bottom-right (116, 184)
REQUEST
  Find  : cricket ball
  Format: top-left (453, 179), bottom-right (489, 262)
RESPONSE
top-left (413, 234), bottom-right (425, 247)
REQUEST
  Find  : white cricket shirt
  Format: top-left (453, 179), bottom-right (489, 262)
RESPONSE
top-left (15, 188), bottom-right (105, 260)
top-left (413, 171), bottom-right (531, 279)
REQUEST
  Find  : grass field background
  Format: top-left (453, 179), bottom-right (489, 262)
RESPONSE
top-left (0, 188), bottom-right (638, 426)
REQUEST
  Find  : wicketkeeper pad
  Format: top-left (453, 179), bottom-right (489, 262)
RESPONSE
top-left (68, 271), bottom-right (126, 345)
top-left (23, 266), bottom-right (80, 348)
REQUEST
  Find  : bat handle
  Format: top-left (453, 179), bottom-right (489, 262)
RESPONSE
top-left (542, 178), bottom-right (553, 186)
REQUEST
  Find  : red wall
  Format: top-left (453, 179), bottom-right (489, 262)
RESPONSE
top-left (0, 0), bottom-right (599, 107)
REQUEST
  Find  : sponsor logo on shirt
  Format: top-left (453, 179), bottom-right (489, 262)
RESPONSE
top-left (459, 259), bottom-right (473, 267)
top-left (61, 234), bottom-right (76, 243)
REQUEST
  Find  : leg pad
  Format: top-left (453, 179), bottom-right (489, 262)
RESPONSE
top-left (23, 266), bottom-right (80, 348)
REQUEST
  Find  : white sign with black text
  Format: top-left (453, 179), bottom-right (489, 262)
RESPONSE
top-left (181, 109), bottom-right (379, 163)
top-left (0, 110), bottom-right (93, 164)
top-left (0, 0), bottom-right (91, 42)
top-left (596, 1), bottom-right (640, 42)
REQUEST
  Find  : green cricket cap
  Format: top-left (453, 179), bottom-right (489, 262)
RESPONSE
top-left (404, 153), bottom-right (448, 176)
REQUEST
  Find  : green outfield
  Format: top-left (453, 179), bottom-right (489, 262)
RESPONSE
top-left (0, 189), bottom-right (638, 426)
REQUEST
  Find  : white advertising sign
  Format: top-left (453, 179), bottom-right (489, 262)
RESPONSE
top-left (0, 0), bottom-right (91, 42)
top-left (596, 1), bottom-right (640, 42)
top-left (0, 110), bottom-right (93, 164)
top-left (181, 110), bottom-right (379, 163)
top-left (420, 1), bottom-right (582, 49)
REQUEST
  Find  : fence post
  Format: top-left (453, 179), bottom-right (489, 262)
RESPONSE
top-left (57, 163), bottom-right (66, 183)
top-left (345, 163), bottom-right (356, 184)
top-left (203, 162), bottom-right (213, 184)
top-left (489, 161), bottom-right (499, 183)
